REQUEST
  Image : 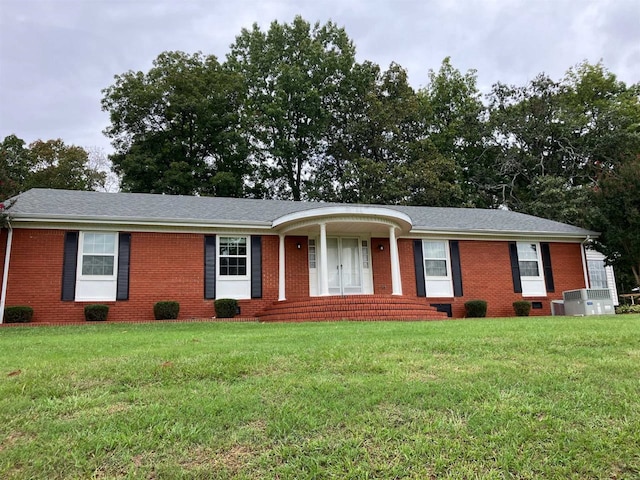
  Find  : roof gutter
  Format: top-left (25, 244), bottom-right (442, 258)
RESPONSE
top-left (407, 228), bottom-right (599, 241)
top-left (9, 214), bottom-right (273, 231)
top-left (0, 223), bottom-right (13, 324)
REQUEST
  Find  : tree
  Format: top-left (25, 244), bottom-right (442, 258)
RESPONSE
top-left (417, 58), bottom-right (491, 207)
top-left (592, 157), bottom-right (640, 289)
top-left (0, 135), bottom-right (30, 199)
top-left (486, 62), bottom-right (640, 226)
top-left (226, 16), bottom-right (358, 200)
top-left (310, 62), bottom-right (462, 206)
top-left (0, 135), bottom-right (104, 199)
top-left (102, 51), bottom-right (248, 196)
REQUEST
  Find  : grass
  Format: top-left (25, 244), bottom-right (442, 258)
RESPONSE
top-left (1, 315), bottom-right (639, 479)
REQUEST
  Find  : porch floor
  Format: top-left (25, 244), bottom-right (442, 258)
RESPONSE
top-left (257, 295), bottom-right (450, 322)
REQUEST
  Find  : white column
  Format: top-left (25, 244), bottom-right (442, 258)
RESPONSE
top-left (389, 225), bottom-right (402, 295)
top-left (278, 234), bottom-right (286, 301)
top-left (319, 223), bottom-right (329, 296)
top-left (0, 225), bottom-right (13, 324)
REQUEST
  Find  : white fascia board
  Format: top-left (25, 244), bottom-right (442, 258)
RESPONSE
top-left (11, 214), bottom-right (272, 229)
top-left (9, 216), bottom-right (274, 235)
top-left (406, 228), bottom-right (598, 242)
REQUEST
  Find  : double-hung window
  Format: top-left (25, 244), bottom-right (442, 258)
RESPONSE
top-left (517, 243), bottom-right (540, 277)
top-left (219, 236), bottom-right (248, 277)
top-left (516, 242), bottom-right (546, 296)
top-left (423, 240), bottom-right (453, 297)
top-left (75, 232), bottom-right (119, 301)
top-left (424, 241), bottom-right (448, 277)
top-left (80, 233), bottom-right (117, 277)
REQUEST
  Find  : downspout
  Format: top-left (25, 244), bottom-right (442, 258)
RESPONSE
top-left (0, 223), bottom-right (13, 324)
top-left (581, 235), bottom-right (591, 289)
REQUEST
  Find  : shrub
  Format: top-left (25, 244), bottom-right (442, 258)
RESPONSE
top-left (465, 300), bottom-right (487, 318)
top-left (215, 298), bottom-right (238, 318)
top-left (84, 304), bottom-right (109, 322)
top-left (3, 306), bottom-right (34, 323)
top-left (154, 301), bottom-right (180, 320)
top-left (513, 301), bottom-right (532, 317)
top-left (615, 304), bottom-right (640, 314)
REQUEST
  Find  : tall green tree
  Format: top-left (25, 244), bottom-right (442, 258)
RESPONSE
top-left (418, 58), bottom-right (490, 207)
top-left (226, 16), bottom-right (358, 200)
top-left (486, 62), bottom-right (640, 226)
top-left (0, 135), bottom-right (104, 199)
top-left (102, 51), bottom-right (248, 196)
top-left (591, 157), bottom-right (640, 289)
top-left (310, 62), bottom-right (462, 206)
top-left (0, 134), bottom-right (29, 199)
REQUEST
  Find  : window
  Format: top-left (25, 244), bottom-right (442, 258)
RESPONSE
top-left (80, 233), bottom-right (117, 277)
top-left (74, 232), bottom-right (120, 302)
top-left (423, 241), bottom-right (448, 277)
top-left (514, 242), bottom-right (546, 297)
top-left (517, 243), bottom-right (540, 277)
top-left (421, 240), bottom-right (454, 297)
top-left (219, 236), bottom-right (248, 276)
top-left (588, 260), bottom-right (608, 289)
top-left (361, 240), bottom-right (370, 269)
top-left (308, 239), bottom-right (316, 268)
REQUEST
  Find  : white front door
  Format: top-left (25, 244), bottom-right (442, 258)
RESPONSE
top-left (327, 237), bottom-right (362, 295)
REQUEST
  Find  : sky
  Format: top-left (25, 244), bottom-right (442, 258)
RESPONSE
top-left (1, 0), bottom-right (639, 156)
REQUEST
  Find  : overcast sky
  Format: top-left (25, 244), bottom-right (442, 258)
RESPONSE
top-left (1, 0), bottom-right (638, 155)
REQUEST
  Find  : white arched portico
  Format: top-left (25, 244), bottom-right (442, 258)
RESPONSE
top-left (273, 206), bottom-right (412, 300)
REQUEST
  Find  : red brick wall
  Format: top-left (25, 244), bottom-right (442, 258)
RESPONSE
top-left (371, 237), bottom-right (392, 294)
top-left (5, 229), bottom-right (70, 322)
top-left (3, 229), bottom-right (281, 323)
top-left (399, 239), bottom-right (587, 318)
top-left (398, 239), bottom-right (417, 297)
top-left (3, 228), bottom-right (588, 322)
top-left (285, 236), bottom-right (309, 299)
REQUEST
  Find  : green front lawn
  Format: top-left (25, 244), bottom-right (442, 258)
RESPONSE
top-left (1, 316), bottom-right (639, 479)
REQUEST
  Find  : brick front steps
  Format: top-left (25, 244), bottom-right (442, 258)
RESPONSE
top-left (257, 295), bottom-right (450, 322)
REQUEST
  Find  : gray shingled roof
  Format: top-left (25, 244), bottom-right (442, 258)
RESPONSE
top-left (7, 188), bottom-right (596, 237)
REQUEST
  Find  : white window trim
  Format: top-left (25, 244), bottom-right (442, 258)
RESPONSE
top-left (77, 231), bottom-right (119, 282)
top-left (422, 239), bottom-right (454, 298)
top-left (217, 235), bottom-right (251, 280)
top-left (517, 241), bottom-right (547, 297)
top-left (423, 240), bottom-right (452, 280)
top-left (308, 238), bottom-right (317, 269)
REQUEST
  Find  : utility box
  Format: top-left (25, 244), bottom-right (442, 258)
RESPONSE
top-left (562, 289), bottom-right (615, 316)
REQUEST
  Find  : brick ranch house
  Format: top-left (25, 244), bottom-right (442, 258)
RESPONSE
top-left (0, 189), bottom-right (616, 323)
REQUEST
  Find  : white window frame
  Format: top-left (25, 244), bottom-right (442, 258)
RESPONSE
top-left (217, 235), bottom-right (250, 280)
top-left (75, 231), bottom-right (119, 302)
top-left (516, 242), bottom-right (546, 297)
top-left (423, 240), bottom-right (452, 279)
top-left (77, 232), bottom-right (118, 281)
top-left (587, 259), bottom-right (608, 289)
top-left (308, 238), bottom-right (317, 269)
top-left (422, 239), bottom-right (454, 298)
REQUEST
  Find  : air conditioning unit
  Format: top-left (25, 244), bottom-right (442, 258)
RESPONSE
top-left (562, 289), bottom-right (615, 316)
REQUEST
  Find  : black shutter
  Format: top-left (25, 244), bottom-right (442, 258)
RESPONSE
top-left (251, 236), bottom-right (262, 299)
top-left (541, 242), bottom-right (555, 293)
top-left (116, 233), bottom-right (131, 301)
top-left (508, 242), bottom-right (522, 294)
top-left (61, 231), bottom-right (79, 301)
top-left (413, 240), bottom-right (426, 297)
top-left (204, 235), bottom-right (216, 299)
top-left (449, 241), bottom-right (464, 297)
